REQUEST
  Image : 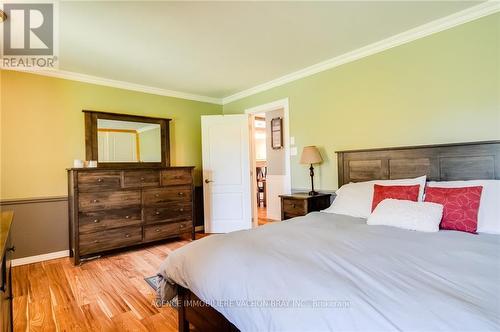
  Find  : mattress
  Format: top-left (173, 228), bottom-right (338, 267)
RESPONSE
top-left (157, 212), bottom-right (500, 331)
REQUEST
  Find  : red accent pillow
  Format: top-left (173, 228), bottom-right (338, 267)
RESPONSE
top-left (371, 184), bottom-right (420, 211)
top-left (424, 186), bottom-right (483, 233)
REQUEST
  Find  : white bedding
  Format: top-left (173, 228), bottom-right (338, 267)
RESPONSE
top-left (157, 212), bottom-right (500, 331)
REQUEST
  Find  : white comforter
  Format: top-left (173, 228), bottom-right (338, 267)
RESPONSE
top-left (157, 212), bottom-right (500, 331)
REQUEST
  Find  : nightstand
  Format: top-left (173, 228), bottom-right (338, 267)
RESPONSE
top-left (279, 193), bottom-right (332, 220)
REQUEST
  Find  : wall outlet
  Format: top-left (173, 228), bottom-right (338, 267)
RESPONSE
top-left (291, 147), bottom-right (298, 156)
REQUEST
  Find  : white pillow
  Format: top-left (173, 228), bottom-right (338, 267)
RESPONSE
top-left (426, 180), bottom-right (500, 234)
top-left (322, 175), bottom-right (427, 218)
top-left (367, 199), bottom-right (443, 232)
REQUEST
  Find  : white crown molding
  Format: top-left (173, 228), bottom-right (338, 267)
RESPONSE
top-left (12, 250), bottom-right (69, 267)
top-left (222, 1), bottom-right (500, 105)
top-left (3, 68), bottom-right (223, 105)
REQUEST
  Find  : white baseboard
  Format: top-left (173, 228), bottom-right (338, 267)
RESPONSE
top-left (12, 250), bottom-right (70, 267)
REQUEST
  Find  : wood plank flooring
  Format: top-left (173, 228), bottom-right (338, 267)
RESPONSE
top-left (12, 239), bottom-right (192, 332)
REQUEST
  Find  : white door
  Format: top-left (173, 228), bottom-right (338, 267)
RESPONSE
top-left (201, 115), bottom-right (252, 233)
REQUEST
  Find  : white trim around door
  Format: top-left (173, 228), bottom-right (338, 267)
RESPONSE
top-left (245, 98), bottom-right (292, 225)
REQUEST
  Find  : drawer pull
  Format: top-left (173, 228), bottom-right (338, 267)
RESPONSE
top-left (93, 240), bottom-right (99, 243)
top-left (178, 192), bottom-right (184, 196)
top-left (92, 199), bottom-right (99, 203)
top-left (97, 178), bottom-right (103, 183)
top-left (292, 204), bottom-right (296, 208)
top-left (125, 215), bottom-right (130, 219)
top-left (155, 193), bottom-right (160, 198)
top-left (179, 208), bottom-right (184, 212)
top-left (180, 224), bottom-right (185, 228)
top-left (155, 210), bottom-right (160, 215)
top-left (140, 177), bottom-right (145, 181)
top-left (155, 228), bottom-right (160, 232)
top-left (125, 234), bottom-right (131, 238)
top-left (174, 176), bottom-right (181, 179)
top-left (93, 219), bottom-right (100, 223)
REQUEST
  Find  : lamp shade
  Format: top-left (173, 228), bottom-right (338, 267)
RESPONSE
top-left (300, 146), bottom-right (323, 164)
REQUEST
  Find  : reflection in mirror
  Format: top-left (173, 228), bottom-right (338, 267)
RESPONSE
top-left (97, 119), bottom-right (161, 162)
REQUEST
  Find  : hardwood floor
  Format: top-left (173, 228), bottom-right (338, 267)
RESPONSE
top-left (257, 206), bottom-right (279, 225)
top-left (12, 238), bottom-right (194, 332)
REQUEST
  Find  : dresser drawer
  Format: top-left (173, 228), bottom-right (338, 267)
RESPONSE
top-left (143, 221), bottom-right (192, 242)
top-left (79, 208), bottom-right (142, 234)
top-left (143, 202), bottom-right (192, 223)
top-left (79, 226), bottom-right (142, 255)
top-left (79, 190), bottom-right (141, 212)
top-left (161, 169), bottom-right (192, 186)
top-left (143, 186), bottom-right (192, 206)
top-left (282, 198), bottom-right (307, 215)
top-left (122, 170), bottom-right (160, 188)
top-left (78, 171), bottom-right (121, 192)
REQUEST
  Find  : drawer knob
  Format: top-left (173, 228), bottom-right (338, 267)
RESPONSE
top-left (93, 219), bottom-right (100, 223)
top-left (92, 199), bottom-right (99, 203)
top-left (292, 204), bottom-right (296, 208)
top-left (125, 234), bottom-right (130, 238)
top-left (93, 240), bottom-right (99, 243)
top-left (140, 177), bottom-right (145, 181)
top-left (97, 178), bottom-right (103, 183)
top-left (155, 210), bottom-right (160, 215)
top-left (178, 192), bottom-right (184, 196)
top-left (155, 228), bottom-right (160, 232)
top-left (154, 193), bottom-right (160, 198)
top-left (125, 215), bottom-right (130, 219)
top-left (179, 208), bottom-right (184, 212)
top-left (180, 224), bottom-right (185, 228)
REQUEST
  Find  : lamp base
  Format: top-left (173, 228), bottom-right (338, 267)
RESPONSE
top-left (308, 190), bottom-right (319, 196)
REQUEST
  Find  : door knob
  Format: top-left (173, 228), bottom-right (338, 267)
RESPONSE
top-left (204, 179), bottom-right (213, 184)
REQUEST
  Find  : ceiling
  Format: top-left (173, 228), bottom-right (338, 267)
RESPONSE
top-left (58, 1), bottom-right (485, 100)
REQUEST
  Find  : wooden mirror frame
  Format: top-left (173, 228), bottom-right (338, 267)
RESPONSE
top-left (83, 110), bottom-right (171, 168)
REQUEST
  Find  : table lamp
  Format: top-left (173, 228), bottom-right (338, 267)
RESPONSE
top-left (300, 146), bottom-right (323, 195)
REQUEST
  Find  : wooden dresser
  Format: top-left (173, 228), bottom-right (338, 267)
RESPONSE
top-left (0, 211), bottom-right (14, 332)
top-left (68, 167), bottom-right (195, 265)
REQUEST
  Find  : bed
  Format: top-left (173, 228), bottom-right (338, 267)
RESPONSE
top-left (157, 141), bottom-right (500, 332)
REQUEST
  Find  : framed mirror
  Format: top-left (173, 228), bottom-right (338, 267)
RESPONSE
top-left (83, 110), bottom-right (171, 168)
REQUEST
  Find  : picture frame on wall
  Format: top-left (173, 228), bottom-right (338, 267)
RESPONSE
top-left (271, 117), bottom-right (283, 150)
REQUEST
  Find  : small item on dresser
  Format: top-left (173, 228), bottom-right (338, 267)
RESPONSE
top-left (424, 186), bottom-right (483, 234)
top-left (88, 160), bottom-right (97, 168)
top-left (367, 199), bottom-right (443, 232)
top-left (73, 159), bottom-right (84, 168)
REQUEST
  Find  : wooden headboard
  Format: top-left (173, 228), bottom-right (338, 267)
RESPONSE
top-left (336, 141), bottom-right (500, 187)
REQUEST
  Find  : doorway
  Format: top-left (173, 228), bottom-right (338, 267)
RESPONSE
top-left (246, 99), bottom-right (292, 227)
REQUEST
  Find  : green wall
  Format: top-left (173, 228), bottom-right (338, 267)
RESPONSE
top-left (224, 13), bottom-right (500, 191)
top-left (0, 70), bottom-right (222, 199)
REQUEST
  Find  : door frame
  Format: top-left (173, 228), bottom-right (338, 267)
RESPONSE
top-left (245, 98), bottom-right (292, 226)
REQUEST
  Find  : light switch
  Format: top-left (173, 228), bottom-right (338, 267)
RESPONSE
top-left (290, 136), bottom-right (295, 145)
top-left (291, 147), bottom-right (298, 156)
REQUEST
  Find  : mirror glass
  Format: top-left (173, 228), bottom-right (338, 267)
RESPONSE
top-left (97, 119), bottom-right (161, 162)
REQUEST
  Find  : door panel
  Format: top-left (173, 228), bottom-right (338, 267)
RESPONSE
top-left (202, 115), bottom-right (252, 233)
